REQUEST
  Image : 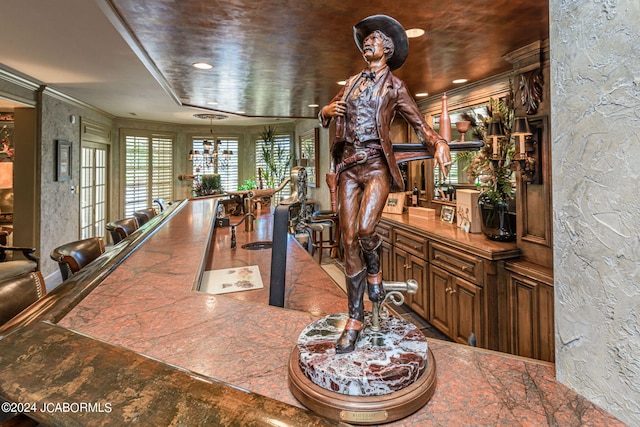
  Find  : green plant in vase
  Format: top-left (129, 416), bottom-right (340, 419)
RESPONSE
top-left (199, 174), bottom-right (222, 195)
top-left (462, 96), bottom-right (517, 241)
top-left (259, 125), bottom-right (291, 193)
top-left (238, 178), bottom-right (257, 191)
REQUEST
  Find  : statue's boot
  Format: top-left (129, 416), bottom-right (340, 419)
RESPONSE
top-left (336, 269), bottom-right (366, 354)
top-left (363, 242), bottom-right (385, 303)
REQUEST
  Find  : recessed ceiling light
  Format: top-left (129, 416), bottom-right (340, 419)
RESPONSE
top-left (415, 92), bottom-right (429, 98)
top-left (338, 80), bottom-right (347, 86)
top-left (308, 104), bottom-right (319, 108)
top-left (406, 28), bottom-right (425, 38)
top-left (193, 62), bottom-right (212, 70)
top-left (206, 101), bottom-right (218, 106)
top-left (452, 78), bottom-right (468, 84)
top-left (235, 111), bottom-right (245, 115)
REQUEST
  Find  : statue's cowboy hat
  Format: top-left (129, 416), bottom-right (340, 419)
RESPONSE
top-left (353, 15), bottom-right (409, 70)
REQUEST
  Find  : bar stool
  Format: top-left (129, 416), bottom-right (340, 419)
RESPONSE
top-left (106, 217), bottom-right (139, 244)
top-left (309, 210), bottom-right (341, 264)
top-left (0, 244), bottom-right (39, 281)
top-left (0, 270), bottom-right (46, 326)
top-left (50, 237), bottom-right (106, 281)
top-left (153, 198), bottom-right (167, 212)
top-left (133, 208), bottom-right (157, 226)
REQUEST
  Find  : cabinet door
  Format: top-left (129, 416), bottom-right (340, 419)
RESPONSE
top-left (452, 276), bottom-right (483, 347)
top-left (393, 248), bottom-right (428, 319)
top-left (408, 254), bottom-right (428, 319)
top-left (508, 273), bottom-right (555, 362)
top-left (429, 264), bottom-right (453, 337)
top-left (393, 246), bottom-right (411, 283)
top-left (381, 240), bottom-right (393, 282)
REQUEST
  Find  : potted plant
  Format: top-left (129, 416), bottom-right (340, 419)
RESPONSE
top-left (199, 174), bottom-right (222, 195)
top-left (259, 125), bottom-right (291, 189)
top-left (238, 178), bottom-right (257, 191)
top-left (460, 96), bottom-right (517, 241)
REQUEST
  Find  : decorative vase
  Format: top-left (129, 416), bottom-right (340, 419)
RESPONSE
top-left (440, 93), bottom-right (451, 142)
top-left (477, 191), bottom-right (516, 242)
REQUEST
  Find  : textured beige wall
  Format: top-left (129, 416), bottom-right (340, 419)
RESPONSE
top-left (39, 92), bottom-right (115, 279)
top-left (551, 1), bottom-right (640, 425)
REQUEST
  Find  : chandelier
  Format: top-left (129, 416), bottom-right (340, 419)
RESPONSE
top-left (190, 113), bottom-right (233, 173)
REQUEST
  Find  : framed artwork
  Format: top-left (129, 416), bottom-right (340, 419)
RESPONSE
top-left (56, 140), bottom-right (72, 181)
top-left (441, 205), bottom-right (455, 223)
top-left (383, 192), bottom-right (405, 214)
top-left (299, 128), bottom-right (319, 187)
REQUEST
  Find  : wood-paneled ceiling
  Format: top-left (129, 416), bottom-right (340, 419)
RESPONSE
top-left (103, 0), bottom-right (549, 121)
top-left (0, 1), bottom-right (547, 125)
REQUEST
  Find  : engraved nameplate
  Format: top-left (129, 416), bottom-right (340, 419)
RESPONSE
top-left (340, 410), bottom-right (388, 423)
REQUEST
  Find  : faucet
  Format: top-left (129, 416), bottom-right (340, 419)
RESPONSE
top-left (230, 213), bottom-right (255, 249)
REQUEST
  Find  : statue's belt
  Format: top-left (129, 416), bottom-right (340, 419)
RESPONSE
top-left (335, 147), bottom-right (383, 176)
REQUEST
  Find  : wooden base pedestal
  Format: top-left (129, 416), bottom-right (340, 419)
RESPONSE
top-left (288, 347), bottom-right (437, 425)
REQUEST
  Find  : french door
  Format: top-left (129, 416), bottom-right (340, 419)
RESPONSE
top-left (80, 143), bottom-right (108, 239)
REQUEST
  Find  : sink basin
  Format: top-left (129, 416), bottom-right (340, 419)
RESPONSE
top-left (241, 241), bottom-right (273, 250)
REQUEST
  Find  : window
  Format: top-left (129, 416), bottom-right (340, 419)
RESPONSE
top-left (191, 137), bottom-right (239, 192)
top-left (255, 133), bottom-right (292, 203)
top-left (124, 131), bottom-right (174, 217)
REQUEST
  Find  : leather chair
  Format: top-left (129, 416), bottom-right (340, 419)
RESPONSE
top-left (133, 208), bottom-right (156, 226)
top-left (50, 237), bottom-right (106, 281)
top-left (153, 198), bottom-right (167, 212)
top-left (0, 270), bottom-right (46, 326)
top-left (106, 217), bottom-right (139, 245)
top-left (0, 245), bottom-right (39, 281)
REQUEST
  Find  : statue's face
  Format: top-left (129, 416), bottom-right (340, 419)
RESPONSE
top-left (362, 31), bottom-right (386, 63)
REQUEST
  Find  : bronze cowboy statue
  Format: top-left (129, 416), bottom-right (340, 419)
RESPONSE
top-left (320, 15), bottom-right (452, 354)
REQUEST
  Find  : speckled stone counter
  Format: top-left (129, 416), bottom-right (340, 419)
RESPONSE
top-left (0, 198), bottom-right (625, 426)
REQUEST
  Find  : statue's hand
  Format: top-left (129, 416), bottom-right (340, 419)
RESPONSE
top-left (322, 101), bottom-right (347, 118)
top-left (435, 141), bottom-right (452, 178)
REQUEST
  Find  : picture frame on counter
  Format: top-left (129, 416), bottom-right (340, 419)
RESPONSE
top-left (441, 205), bottom-right (455, 223)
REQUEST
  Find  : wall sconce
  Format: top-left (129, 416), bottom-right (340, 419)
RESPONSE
top-left (486, 121), bottom-right (505, 159)
top-left (512, 117), bottom-right (536, 183)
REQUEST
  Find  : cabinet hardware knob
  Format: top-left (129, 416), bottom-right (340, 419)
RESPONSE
top-left (404, 264), bottom-right (412, 270)
top-left (450, 288), bottom-right (457, 294)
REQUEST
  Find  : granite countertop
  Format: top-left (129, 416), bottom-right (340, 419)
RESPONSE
top-left (0, 198), bottom-right (623, 426)
top-left (381, 212), bottom-right (521, 260)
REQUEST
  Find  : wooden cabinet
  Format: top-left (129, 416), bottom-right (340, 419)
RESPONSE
top-left (376, 222), bottom-right (393, 282)
top-left (393, 247), bottom-right (428, 318)
top-left (452, 276), bottom-right (483, 346)
top-left (430, 264), bottom-right (483, 346)
top-left (380, 239), bottom-right (393, 282)
top-left (429, 264), bottom-right (453, 337)
top-left (378, 214), bottom-right (521, 354)
top-left (376, 214), bottom-right (553, 362)
top-left (505, 261), bottom-right (554, 362)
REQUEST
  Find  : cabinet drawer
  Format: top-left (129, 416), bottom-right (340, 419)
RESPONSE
top-left (393, 228), bottom-right (428, 259)
top-left (376, 222), bottom-right (392, 242)
top-left (430, 242), bottom-right (482, 284)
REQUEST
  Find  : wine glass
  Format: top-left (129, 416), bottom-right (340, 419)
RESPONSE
top-left (455, 121), bottom-right (471, 142)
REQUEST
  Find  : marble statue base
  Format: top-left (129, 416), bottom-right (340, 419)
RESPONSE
top-left (288, 312), bottom-right (437, 424)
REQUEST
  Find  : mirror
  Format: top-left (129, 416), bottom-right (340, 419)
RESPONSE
top-left (430, 103), bottom-right (488, 205)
